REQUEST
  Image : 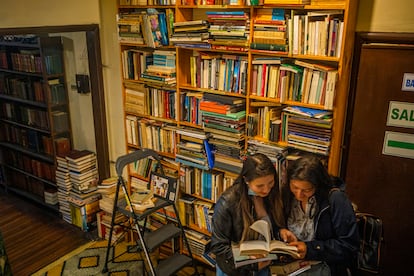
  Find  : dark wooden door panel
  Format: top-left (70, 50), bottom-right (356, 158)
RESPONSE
top-left (344, 38), bottom-right (414, 275)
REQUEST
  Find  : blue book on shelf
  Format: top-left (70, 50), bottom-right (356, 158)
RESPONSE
top-left (158, 13), bottom-right (169, 46)
top-left (272, 9), bottom-right (285, 21)
top-left (204, 139), bottom-right (215, 169)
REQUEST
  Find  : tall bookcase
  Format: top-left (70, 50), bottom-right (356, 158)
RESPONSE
top-left (116, 0), bottom-right (357, 270)
top-left (0, 35), bottom-right (72, 211)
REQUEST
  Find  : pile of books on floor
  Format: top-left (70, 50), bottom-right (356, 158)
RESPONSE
top-left (97, 177), bottom-right (127, 242)
top-left (44, 188), bottom-right (59, 205)
top-left (56, 155), bottom-right (72, 223)
top-left (55, 149), bottom-right (101, 231)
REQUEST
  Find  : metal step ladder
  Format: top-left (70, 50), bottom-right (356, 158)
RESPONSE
top-left (102, 149), bottom-right (199, 275)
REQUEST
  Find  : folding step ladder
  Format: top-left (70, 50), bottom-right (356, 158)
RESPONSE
top-left (102, 149), bottom-right (199, 275)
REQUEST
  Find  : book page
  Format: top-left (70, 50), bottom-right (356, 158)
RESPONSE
top-left (239, 240), bottom-right (269, 255)
top-left (269, 240), bottom-right (299, 257)
top-left (249, 219), bottom-right (271, 244)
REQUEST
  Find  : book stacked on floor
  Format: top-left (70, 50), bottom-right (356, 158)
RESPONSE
top-left (97, 177), bottom-right (127, 241)
top-left (44, 188), bottom-right (58, 205)
top-left (66, 150), bottom-right (98, 193)
top-left (55, 155), bottom-right (72, 223)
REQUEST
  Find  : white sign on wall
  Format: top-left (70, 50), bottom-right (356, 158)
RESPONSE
top-left (402, 73), bottom-right (414, 92)
top-left (387, 101), bottom-right (414, 129)
top-left (383, 131), bottom-right (414, 159)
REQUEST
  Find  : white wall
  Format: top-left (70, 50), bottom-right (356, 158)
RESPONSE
top-left (1, 0), bottom-right (413, 174)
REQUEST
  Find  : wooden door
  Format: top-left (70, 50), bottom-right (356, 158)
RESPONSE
top-left (342, 33), bottom-right (414, 275)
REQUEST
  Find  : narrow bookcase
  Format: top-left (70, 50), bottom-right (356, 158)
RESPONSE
top-left (116, 0), bottom-right (358, 270)
top-left (0, 35), bottom-right (73, 211)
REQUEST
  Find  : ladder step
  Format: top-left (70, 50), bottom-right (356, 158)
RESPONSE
top-left (155, 252), bottom-right (192, 276)
top-left (144, 223), bottom-right (182, 252)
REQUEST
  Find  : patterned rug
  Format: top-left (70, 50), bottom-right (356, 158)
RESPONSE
top-left (32, 240), bottom-right (144, 276)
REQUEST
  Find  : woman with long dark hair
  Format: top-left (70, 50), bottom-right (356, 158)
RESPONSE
top-left (211, 153), bottom-right (294, 276)
top-left (283, 155), bottom-right (359, 275)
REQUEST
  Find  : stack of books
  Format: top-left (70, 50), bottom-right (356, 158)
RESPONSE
top-left (251, 8), bottom-right (288, 53)
top-left (172, 20), bottom-right (210, 49)
top-left (201, 93), bottom-right (246, 174)
top-left (66, 150), bottom-right (98, 194)
top-left (282, 106), bottom-right (333, 156)
top-left (97, 177), bottom-right (127, 241)
top-left (117, 9), bottom-right (174, 48)
top-left (141, 49), bottom-right (176, 85)
top-left (55, 155), bottom-right (72, 223)
top-left (207, 11), bottom-right (250, 51)
top-left (175, 128), bottom-right (213, 171)
top-left (44, 188), bottom-right (59, 205)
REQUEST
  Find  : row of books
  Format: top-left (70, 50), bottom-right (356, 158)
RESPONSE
top-left (251, 8), bottom-right (287, 52)
top-left (178, 194), bottom-right (213, 233)
top-left (251, 58), bottom-right (338, 110)
top-left (6, 170), bottom-right (47, 199)
top-left (118, 7), bottom-right (342, 58)
top-left (247, 105), bottom-right (283, 142)
top-left (119, 0), bottom-right (176, 6)
top-left (171, 20), bottom-right (210, 48)
top-left (0, 51), bottom-right (7, 69)
top-left (180, 166), bottom-right (226, 202)
top-left (189, 52), bottom-right (248, 94)
top-left (0, 75), bottom-right (44, 103)
top-left (3, 124), bottom-right (50, 154)
top-left (2, 148), bottom-right (56, 181)
top-left (281, 106), bottom-right (333, 156)
top-left (1, 102), bottom-right (49, 130)
top-left (290, 9), bottom-right (344, 58)
top-left (9, 50), bottom-right (43, 73)
top-left (141, 50), bottom-right (176, 85)
top-left (117, 9), bottom-right (174, 48)
top-left (125, 116), bottom-right (176, 154)
top-left (125, 81), bottom-right (177, 119)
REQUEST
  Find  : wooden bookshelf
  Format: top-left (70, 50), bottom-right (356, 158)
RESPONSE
top-left (0, 35), bottom-right (73, 210)
top-left (116, 0), bottom-right (358, 268)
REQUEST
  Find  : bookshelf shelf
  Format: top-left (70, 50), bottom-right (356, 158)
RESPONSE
top-left (4, 164), bottom-right (57, 187)
top-left (0, 35), bottom-right (73, 211)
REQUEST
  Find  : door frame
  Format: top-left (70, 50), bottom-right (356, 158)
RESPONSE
top-left (340, 32), bottom-right (414, 177)
top-left (0, 25), bottom-right (110, 181)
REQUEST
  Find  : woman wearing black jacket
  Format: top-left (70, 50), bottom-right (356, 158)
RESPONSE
top-left (283, 155), bottom-right (359, 275)
top-left (211, 153), bottom-right (295, 276)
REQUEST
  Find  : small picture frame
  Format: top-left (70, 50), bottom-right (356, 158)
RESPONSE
top-left (148, 172), bottom-right (178, 202)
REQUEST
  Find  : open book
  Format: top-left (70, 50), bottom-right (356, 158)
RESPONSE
top-left (232, 245), bottom-right (278, 268)
top-left (239, 220), bottom-right (300, 258)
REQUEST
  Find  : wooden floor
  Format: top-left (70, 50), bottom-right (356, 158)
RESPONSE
top-left (0, 188), bottom-right (93, 275)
